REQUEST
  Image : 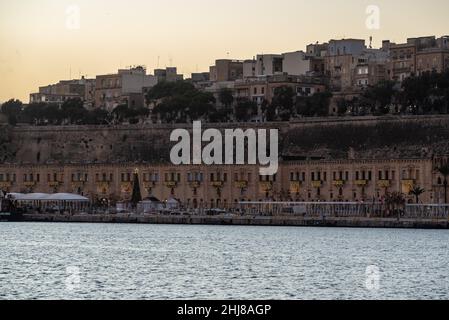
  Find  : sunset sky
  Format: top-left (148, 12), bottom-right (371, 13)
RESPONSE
top-left (1, 0), bottom-right (449, 102)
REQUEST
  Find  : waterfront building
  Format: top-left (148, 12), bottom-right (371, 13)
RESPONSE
top-left (0, 157), bottom-right (447, 207)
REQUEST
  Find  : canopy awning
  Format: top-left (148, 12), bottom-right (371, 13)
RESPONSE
top-left (7, 193), bottom-right (88, 202)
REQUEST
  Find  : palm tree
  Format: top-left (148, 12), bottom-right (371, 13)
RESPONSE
top-left (438, 165), bottom-right (449, 204)
top-left (409, 186), bottom-right (425, 204)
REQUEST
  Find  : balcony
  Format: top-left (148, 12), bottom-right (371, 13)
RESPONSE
top-left (143, 181), bottom-right (157, 189)
top-left (189, 181), bottom-right (201, 188)
top-left (0, 181), bottom-right (13, 188)
top-left (260, 181), bottom-right (273, 193)
top-left (333, 180), bottom-right (345, 187)
top-left (48, 181), bottom-right (62, 188)
top-left (311, 181), bottom-right (322, 188)
top-left (212, 181), bottom-right (224, 188)
top-left (377, 180), bottom-right (391, 188)
top-left (401, 180), bottom-right (415, 193)
top-left (355, 180), bottom-right (368, 186)
top-left (165, 181), bottom-right (178, 188)
top-left (290, 181), bottom-right (301, 193)
top-left (234, 181), bottom-right (248, 189)
top-left (24, 182), bottom-right (37, 187)
top-left (120, 182), bottom-right (132, 193)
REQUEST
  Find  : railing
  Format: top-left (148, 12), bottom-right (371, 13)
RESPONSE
top-left (238, 201), bottom-right (449, 219)
top-left (404, 204), bottom-right (449, 219)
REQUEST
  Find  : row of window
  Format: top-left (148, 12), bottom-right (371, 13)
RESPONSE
top-left (0, 169), bottom-right (423, 185)
top-left (290, 169), bottom-right (420, 182)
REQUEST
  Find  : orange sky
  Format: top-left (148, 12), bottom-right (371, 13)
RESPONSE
top-left (1, 0), bottom-right (449, 102)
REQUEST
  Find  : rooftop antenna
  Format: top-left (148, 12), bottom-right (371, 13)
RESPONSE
top-left (169, 56), bottom-right (173, 66)
top-left (157, 56), bottom-right (160, 68)
top-left (369, 36), bottom-right (373, 49)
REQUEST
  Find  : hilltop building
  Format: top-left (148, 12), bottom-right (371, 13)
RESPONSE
top-left (95, 66), bottom-right (157, 111)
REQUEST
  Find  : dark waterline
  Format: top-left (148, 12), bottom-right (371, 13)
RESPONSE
top-left (1, 222), bottom-right (448, 300)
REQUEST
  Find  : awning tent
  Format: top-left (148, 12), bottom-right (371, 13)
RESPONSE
top-left (7, 193), bottom-right (88, 202)
top-left (6, 192), bottom-right (89, 212)
top-left (137, 196), bottom-right (164, 213)
top-left (44, 193), bottom-right (89, 201)
top-left (166, 198), bottom-right (180, 210)
top-left (13, 193), bottom-right (50, 201)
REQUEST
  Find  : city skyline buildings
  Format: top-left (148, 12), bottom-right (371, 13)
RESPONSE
top-left (1, 0), bottom-right (449, 102)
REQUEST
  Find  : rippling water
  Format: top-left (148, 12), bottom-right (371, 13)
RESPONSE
top-left (0, 222), bottom-right (448, 300)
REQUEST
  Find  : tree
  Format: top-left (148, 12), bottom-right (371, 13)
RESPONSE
top-left (84, 109), bottom-right (111, 125)
top-left (218, 88), bottom-right (234, 109)
top-left (438, 164), bottom-right (449, 204)
top-left (61, 98), bottom-right (88, 124)
top-left (296, 92), bottom-right (332, 117)
top-left (148, 81), bottom-right (215, 123)
top-left (131, 170), bottom-right (142, 208)
top-left (188, 92), bottom-right (216, 121)
top-left (363, 80), bottom-right (396, 114)
top-left (112, 104), bottom-right (132, 123)
top-left (1, 99), bottom-right (22, 115)
top-left (42, 104), bottom-right (62, 125)
top-left (409, 186), bottom-right (425, 204)
top-left (22, 102), bottom-right (48, 125)
top-left (234, 98), bottom-right (257, 122)
top-left (1, 99), bottom-right (23, 125)
top-left (271, 86), bottom-right (295, 121)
